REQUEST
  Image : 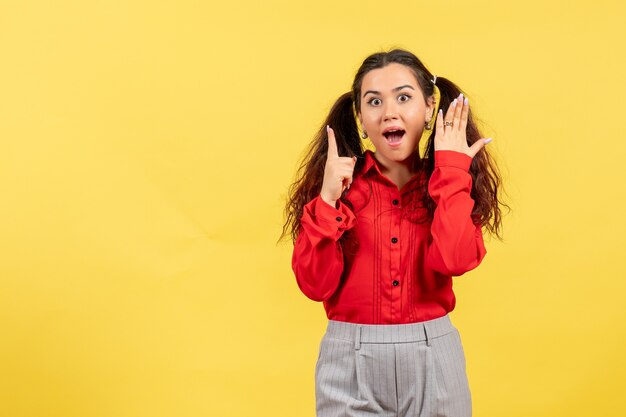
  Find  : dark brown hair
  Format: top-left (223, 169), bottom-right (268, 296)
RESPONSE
top-left (279, 48), bottom-right (509, 245)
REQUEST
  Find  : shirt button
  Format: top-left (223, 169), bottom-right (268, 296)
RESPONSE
top-left (391, 237), bottom-right (398, 243)
top-left (392, 199), bottom-right (399, 205)
top-left (392, 280), bottom-right (400, 286)
top-left (336, 216), bottom-right (342, 222)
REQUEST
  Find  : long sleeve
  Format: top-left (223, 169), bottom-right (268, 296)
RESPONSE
top-left (291, 195), bottom-right (357, 301)
top-left (426, 150), bottom-right (487, 276)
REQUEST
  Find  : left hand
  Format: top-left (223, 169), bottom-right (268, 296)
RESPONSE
top-left (434, 93), bottom-right (492, 158)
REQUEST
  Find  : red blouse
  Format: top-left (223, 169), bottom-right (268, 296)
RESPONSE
top-left (291, 149), bottom-right (487, 324)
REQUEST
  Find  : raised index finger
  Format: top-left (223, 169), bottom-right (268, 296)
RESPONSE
top-left (326, 125), bottom-right (338, 159)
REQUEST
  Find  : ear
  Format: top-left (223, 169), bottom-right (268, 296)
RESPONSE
top-left (424, 95), bottom-right (436, 121)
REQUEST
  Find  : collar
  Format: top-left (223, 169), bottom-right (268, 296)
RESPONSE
top-left (361, 149), bottom-right (381, 176)
top-left (359, 149), bottom-right (424, 191)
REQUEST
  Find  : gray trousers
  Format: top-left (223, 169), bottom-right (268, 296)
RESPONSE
top-left (315, 314), bottom-right (471, 417)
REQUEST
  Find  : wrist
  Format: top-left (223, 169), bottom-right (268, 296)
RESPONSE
top-left (320, 194), bottom-right (338, 209)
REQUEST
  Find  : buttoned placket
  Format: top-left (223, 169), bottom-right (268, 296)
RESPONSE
top-left (390, 188), bottom-right (402, 323)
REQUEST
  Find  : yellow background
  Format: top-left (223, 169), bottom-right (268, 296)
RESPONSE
top-left (1, 1), bottom-right (625, 416)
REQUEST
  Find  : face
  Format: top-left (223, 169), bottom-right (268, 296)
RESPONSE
top-left (357, 63), bottom-right (435, 167)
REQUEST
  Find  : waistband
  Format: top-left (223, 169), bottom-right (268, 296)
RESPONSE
top-left (324, 314), bottom-right (454, 349)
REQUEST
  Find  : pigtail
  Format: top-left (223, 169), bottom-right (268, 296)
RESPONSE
top-left (420, 76), bottom-right (466, 176)
top-left (421, 76), bottom-right (508, 238)
top-left (279, 92), bottom-right (364, 244)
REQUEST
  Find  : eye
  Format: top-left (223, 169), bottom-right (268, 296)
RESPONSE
top-left (367, 98), bottom-right (382, 106)
top-left (398, 94), bottom-right (411, 102)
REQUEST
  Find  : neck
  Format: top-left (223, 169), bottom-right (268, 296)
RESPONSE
top-left (374, 151), bottom-right (421, 188)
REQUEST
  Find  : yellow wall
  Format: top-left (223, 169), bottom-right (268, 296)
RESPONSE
top-left (1, 1), bottom-right (625, 416)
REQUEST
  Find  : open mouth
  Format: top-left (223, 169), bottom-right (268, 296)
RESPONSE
top-left (383, 130), bottom-right (405, 145)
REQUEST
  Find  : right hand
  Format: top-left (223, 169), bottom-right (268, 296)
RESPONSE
top-left (320, 125), bottom-right (357, 207)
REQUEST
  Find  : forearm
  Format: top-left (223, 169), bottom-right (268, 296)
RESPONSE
top-left (291, 195), bottom-right (356, 300)
top-left (426, 150), bottom-right (487, 276)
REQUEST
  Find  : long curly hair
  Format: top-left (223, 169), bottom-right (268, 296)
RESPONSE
top-left (279, 48), bottom-right (510, 245)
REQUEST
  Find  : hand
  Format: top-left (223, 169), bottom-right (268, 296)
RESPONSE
top-left (320, 125), bottom-right (357, 207)
top-left (434, 93), bottom-right (492, 158)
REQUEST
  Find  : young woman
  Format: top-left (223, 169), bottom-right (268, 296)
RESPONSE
top-left (281, 49), bottom-right (506, 417)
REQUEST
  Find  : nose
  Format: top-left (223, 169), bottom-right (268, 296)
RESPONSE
top-left (383, 112), bottom-right (398, 122)
top-left (383, 102), bottom-right (399, 121)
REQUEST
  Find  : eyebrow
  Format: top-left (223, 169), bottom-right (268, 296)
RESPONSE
top-left (363, 84), bottom-right (415, 98)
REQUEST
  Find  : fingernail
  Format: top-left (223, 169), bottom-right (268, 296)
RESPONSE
top-left (485, 138), bottom-right (493, 144)
top-left (326, 125), bottom-right (329, 132)
top-left (438, 109), bottom-right (443, 115)
top-left (464, 97), bottom-right (469, 105)
top-left (452, 99), bottom-right (457, 106)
